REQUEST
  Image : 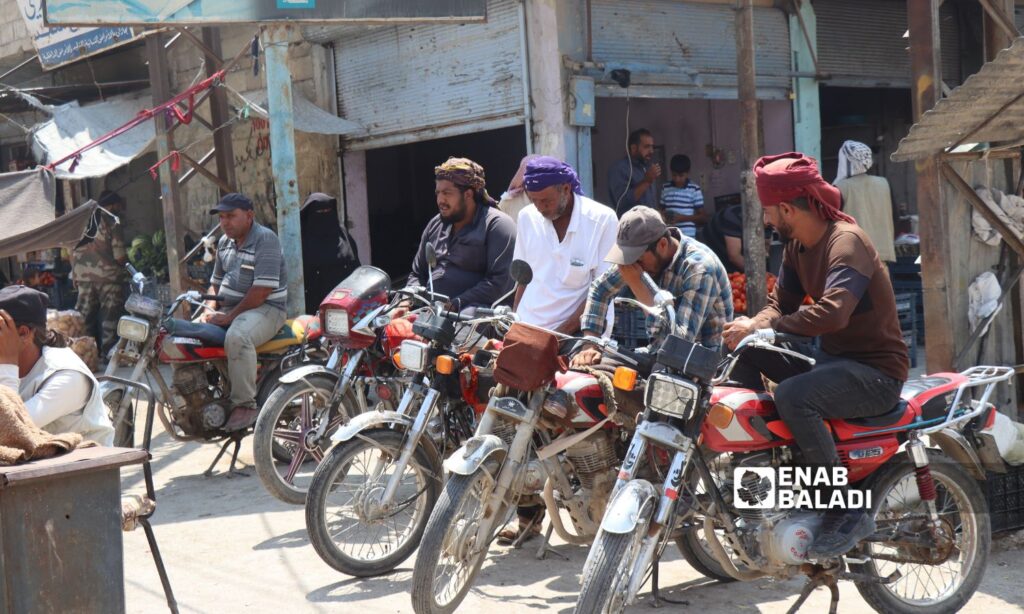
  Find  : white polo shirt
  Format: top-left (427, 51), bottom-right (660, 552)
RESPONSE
top-left (513, 194), bottom-right (618, 330)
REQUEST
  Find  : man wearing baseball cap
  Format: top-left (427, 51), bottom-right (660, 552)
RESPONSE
top-left (0, 285), bottom-right (114, 444)
top-left (572, 205), bottom-right (733, 368)
top-left (200, 192), bottom-right (288, 432)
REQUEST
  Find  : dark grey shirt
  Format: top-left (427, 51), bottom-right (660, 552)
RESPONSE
top-left (211, 222), bottom-right (287, 312)
top-left (608, 156), bottom-right (657, 216)
top-left (408, 204), bottom-right (516, 309)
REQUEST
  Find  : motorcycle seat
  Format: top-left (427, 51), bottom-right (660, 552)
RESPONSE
top-left (841, 400), bottom-right (911, 427)
top-left (256, 315), bottom-right (323, 353)
top-left (163, 319), bottom-right (227, 346)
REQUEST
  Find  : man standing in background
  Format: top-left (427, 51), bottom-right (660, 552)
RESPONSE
top-left (834, 140), bottom-right (897, 265)
top-left (72, 190), bottom-right (128, 361)
top-left (607, 128), bottom-right (661, 217)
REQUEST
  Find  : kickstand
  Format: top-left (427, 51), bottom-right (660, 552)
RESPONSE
top-left (649, 556), bottom-right (689, 608)
top-left (203, 433), bottom-right (249, 477)
top-left (532, 523), bottom-right (568, 561)
top-left (787, 571), bottom-right (839, 614)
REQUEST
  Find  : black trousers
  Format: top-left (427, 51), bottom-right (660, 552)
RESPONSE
top-left (729, 345), bottom-right (904, 468)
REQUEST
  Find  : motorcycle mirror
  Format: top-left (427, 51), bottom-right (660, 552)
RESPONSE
top-left (510, 259), bottom-right (533, 286)
top-left (425, 243), bottom-right (438, 269)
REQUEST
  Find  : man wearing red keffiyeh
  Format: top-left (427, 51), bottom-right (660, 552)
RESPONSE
top-left (722, 152), bottom-right (909, 560)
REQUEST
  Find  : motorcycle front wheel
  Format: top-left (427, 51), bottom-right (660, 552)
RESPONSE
top-left (253, 375), bottom-right (356, 504)
top-left (575, 505), bottom-right (654, 614)
top-left (411, 461), bottom-right (502, 614)
top-left (103, 387), bottom-right (135, 448)
top-left (305, 428), bottom-right (440, 577)
top-left (850, 453), bottom-right (990, 614)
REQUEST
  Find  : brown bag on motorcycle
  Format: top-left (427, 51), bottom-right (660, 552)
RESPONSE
top-left (494, 322), bottom-right (567, 391)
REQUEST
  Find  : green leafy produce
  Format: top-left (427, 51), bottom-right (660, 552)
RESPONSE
top-left (127, 231), bottom-right (170, 282)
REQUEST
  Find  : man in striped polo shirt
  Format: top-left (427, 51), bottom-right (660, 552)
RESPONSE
top-left (201, 193), bottom-right (288, 431)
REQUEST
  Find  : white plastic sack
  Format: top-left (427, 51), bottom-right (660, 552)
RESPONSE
top-left (968, 271), bottom-right (1001, 332)
top-left (981, 411), bottom-right (1024, 466)
top-left (973, 187), bottom-right (1024, 247)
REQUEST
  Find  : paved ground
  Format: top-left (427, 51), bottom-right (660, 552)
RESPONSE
top-left (120, 407), bottom-right (1024, 614)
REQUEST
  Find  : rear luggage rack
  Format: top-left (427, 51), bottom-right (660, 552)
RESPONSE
top-left (917, 366), bottom-right (1014, 436)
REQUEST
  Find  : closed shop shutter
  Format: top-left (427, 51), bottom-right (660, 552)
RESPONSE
top-left (590, 0), bottom-right (792, 99)
top-left (328, 0), bottom-right (523, 150)
top-left (816, 0), bottom-right (962, 88)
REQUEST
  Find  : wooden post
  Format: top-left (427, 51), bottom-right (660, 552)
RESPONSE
top-left (146, 31), bottom-right (187, 299)
top-left (981, 0), bottom-right (1018, 60)
top-left (908, 0), bottom-right (952, 371)
top-left (202, 27), bottom-right (237, 196)
top-left (736, 0), bottom-right (766, 314)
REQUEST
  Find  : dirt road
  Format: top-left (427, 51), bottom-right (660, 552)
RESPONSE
top-left (122, 423), bottom-right (1024, 613)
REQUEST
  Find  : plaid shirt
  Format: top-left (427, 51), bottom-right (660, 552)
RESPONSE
top-left (580, 229), bottom-right (734, 351)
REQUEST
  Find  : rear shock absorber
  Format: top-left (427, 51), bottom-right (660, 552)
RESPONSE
top-left (906, 435), bottom-right (940, 522)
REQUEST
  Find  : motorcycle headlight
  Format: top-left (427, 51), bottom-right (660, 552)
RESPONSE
top-left (399, 339), bottom-right (430, 372)
top-left (117, 316), bottom-right (150, 343)
top-left (323, 309), bottom-right (349, 336)
top-left (645, 373), bottom-right (699, 419)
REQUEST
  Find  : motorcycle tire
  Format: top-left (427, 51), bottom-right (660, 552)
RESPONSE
top-left (849, 452), bottom-right (990, 614)
top-left (675, 527), bottom-right (736, 584)
top-left (103, 388), bottom-right (134, 448)
top-left (576, 517), bottom-right (653, 614)
top-left (253, 375), bottom-right (356, 505)
top-left (306, 428), bottom-right (440, 577)
top-left (411, 460), bottom-right (502, 614)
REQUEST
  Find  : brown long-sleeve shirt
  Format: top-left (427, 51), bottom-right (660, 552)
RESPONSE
top-left (752, 222), bottom-right (909, 382)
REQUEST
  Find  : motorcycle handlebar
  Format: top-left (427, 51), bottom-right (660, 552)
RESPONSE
top-left (200, 294), bottom-right (223, 302)
top-left (774, 333), bottom-right (813, 346)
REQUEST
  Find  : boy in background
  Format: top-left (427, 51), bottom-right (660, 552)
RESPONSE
top-left (659, 154), bottom-right (708, 238)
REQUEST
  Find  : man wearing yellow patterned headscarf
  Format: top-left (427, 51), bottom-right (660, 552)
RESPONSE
top-left (405, 156), bottom-right (516, 312)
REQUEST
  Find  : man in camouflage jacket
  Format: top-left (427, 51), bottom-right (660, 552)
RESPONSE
top-left (72, 191), bottom-right (128, 358)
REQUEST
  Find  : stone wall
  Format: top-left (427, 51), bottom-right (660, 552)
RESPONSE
top-left (166, 26), bottom-right (341, 236)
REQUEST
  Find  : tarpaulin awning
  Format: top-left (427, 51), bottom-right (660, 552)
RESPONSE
top-left (248, 91), bottom-right (365, 136)
top-left (0, 201), bottom-right (101, 259)
top-left (893, 38), bottom-right (1024, 162)
top-left (0, 168), bottom-right (57, 244)
top-left (29, 92), bottom-right (154, 179)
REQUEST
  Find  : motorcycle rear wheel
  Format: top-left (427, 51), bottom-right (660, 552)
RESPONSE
top-left (253, 375), bottom-right (356, 504)
top-left (305, 429), bottom-right (439, 577)
top-left (411, 461), bottom-right (502, 614)
top-left (850, 453), bottom-right (990, 614)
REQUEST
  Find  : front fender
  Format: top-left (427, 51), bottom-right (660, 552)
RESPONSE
top-left (279, 364), bottom-right (339, 386)
top-left (331, 410), bottom-right (413, 443)
top-left (444, 435), bottom-right (507, 476)
top-left (600, 479), bottom-right (659, 534)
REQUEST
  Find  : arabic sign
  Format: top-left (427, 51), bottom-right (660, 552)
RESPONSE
top-left (19, 0), bottom-right (135, 70)
top-left (44, 0), bottom-right (487, 26)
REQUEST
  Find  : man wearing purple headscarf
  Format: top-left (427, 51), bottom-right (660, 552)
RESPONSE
top-left (501, 156), bottom-right (617, 544)
top-left (511, 156), bottom-right (618, 334)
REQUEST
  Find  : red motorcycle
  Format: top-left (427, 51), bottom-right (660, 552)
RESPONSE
top-left (103, 265), bottom-right (325, 475)
top-left (253, 266), bottom-right (421, 504)
top-left (578, 328), bottom-right (1012, 614)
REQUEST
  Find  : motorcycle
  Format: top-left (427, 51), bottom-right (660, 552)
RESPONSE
top-left (103, 265), bottom-right (326, 475)
top-left (253, 265), bottom-right (420, 504)
top-left (303, 245), bottom-right (517, 576)
top-left (410, 260), bottom-right (659, 614)
top-left (576, 326), bottom-right (1011, 614)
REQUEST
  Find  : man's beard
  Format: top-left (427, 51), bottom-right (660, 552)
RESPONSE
top-left (643, 250), bottom-right (672, 277)
top-left (542, 192), bottom-right (571, 221)
top-left (440, 202), bottom-right (468, 224)
top-left (772, 219), bottom-right (794, 241)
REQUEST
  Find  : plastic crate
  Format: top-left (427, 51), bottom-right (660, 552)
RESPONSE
top-left (985, 463), bottom-right (1024, 533)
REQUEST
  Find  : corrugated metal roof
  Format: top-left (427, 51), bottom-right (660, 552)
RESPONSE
top-left (590, 0), bottom-right (791, 94)
top-left (892, 37), bottom-right (1024, 162)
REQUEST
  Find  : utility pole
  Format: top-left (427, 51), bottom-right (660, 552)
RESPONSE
top-left (907, 0), bottom-right (952, 371)
top-left (736, 0), bottom-right (766, 314)
top-left (263, 25), bottom-right (305, 317)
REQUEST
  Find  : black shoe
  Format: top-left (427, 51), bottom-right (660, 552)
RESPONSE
top-left (808, 510), bottom-right (875, 559)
